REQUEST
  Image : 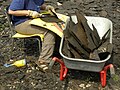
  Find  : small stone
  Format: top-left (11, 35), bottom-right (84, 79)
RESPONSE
top-left (86, 84), bottom-right (91, 87)
top-left (79, 84), bottom-right (85, 87)
top-left (99, 10), bottom-right (108, 17)
top-left (31, 66), bottom-right (35, 70)
top-left (57, 2), bottom-right (62, 6)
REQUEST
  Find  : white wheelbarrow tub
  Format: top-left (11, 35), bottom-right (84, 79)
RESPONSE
top-left (59, 16), bottom-right (113, 72)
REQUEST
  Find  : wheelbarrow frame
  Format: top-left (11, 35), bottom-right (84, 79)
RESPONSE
top-left (52, 16), bottom-right (115, 87)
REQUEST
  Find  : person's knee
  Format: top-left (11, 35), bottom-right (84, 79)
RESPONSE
top-left (43, 32), bottom-right (56, 44)
top-left (46, 32), bottom-right (55, 40)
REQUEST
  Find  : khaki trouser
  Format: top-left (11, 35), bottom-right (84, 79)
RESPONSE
top-left (15, 20), bottom-right (55, 63)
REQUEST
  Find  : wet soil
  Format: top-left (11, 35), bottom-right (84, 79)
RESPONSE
top-left (0, 0), bottom-right (120, 90)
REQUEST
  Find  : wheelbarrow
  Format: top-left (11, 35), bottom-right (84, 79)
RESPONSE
top-left (51, 16), bottom-right (115, 87)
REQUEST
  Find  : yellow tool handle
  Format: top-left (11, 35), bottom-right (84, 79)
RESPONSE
top-left (40, 11), bottom-right (50, 15)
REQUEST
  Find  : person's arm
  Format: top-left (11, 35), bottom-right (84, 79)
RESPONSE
top-left (8, 9), bottom-right (29, 16)
top-left (8, 9), bottom-right (40, 18)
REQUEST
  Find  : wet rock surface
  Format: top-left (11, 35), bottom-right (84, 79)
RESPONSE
top-left (0, 0), bottom-right (120, 90)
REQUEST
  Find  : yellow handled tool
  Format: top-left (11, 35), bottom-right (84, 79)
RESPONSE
top-left (4, 59), bottom-right (26, 67)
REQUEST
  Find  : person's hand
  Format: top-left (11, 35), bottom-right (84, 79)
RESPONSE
top-left (46, 5), bottom-right (55, 11)
top-left (45, 5), bottom-right (55, 15)
top-left (28, 10), bottom-right (40, 18)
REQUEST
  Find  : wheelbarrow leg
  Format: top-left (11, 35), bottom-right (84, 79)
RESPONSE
top-left (100, 64), bottom-right (115, 87)
top-left (52, 57), bottom-right (68, 80)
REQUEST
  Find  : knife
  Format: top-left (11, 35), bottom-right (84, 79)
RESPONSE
top-left (50, 9), bottom-right (59, 19)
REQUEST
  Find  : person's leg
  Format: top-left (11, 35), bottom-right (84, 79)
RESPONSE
top-left (36, 31), bottom-right (55, 72)
top-left (15, 20), bottom-right (47, 34)
top-left (15, 20), bottom-right (56, 63)
top-left (15, 20), bottom-right (56, 72)
top-left (39, 31), bottom-right (55, 63)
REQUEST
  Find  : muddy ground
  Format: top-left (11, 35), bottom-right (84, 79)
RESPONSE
top-left (0, 0), bottom-right (120, 90)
